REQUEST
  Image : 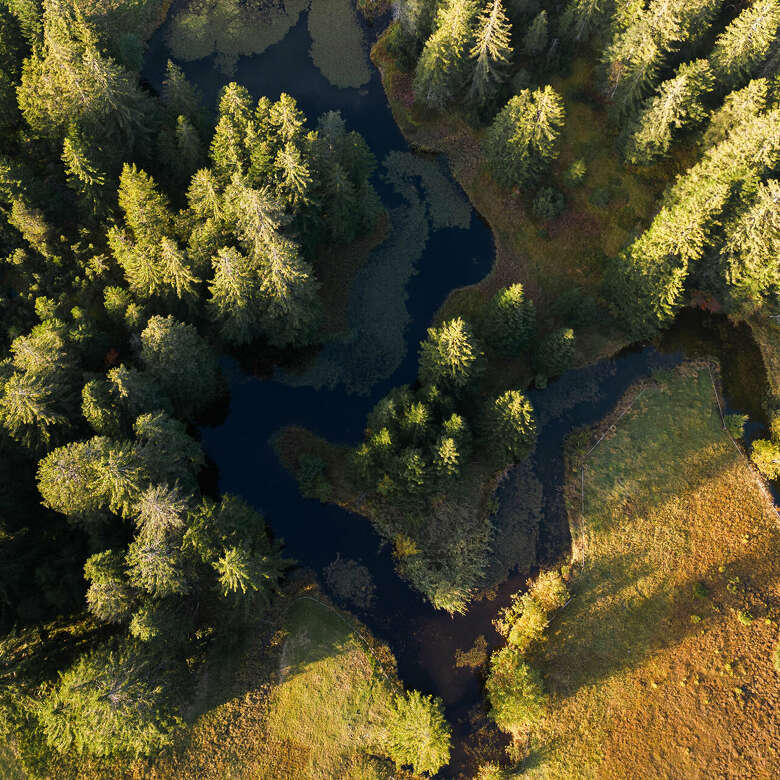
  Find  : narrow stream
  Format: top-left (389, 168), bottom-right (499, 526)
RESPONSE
top-left (143, 11), bottom-right (776, 776)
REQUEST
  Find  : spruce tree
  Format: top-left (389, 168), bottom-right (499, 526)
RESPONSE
top-left (523, 10), bottom-right (548, 56)
top-left (482, 283), bottom-right (536, 355)
top-left (625, 59), bottom-right (714, 164)
top-left (483, 86), bottom-right (565, 188)
top-left (468, 0), bottom-right (513, 107)
top-left (140, 315), bottom-right (222, 415)
top-left (83, 550), bottom-right (134, 624)
top-left (721, 179), bottom-right (780, 313)
top-left (535, 327), bottom-right (575, 377)
top-left (419, 317), bottom-right (485, 391)
top-left (37, 644), bottom-right (179, 758)
top-left (710, 0), bottom-right (780, 90)
top-left (413, 0), bottom-right (478, 110)
top-left (489, 390), bottom-right (537, 461)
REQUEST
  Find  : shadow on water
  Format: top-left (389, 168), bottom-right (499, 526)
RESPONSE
top-left (144, 12), bottom-right (777, 777)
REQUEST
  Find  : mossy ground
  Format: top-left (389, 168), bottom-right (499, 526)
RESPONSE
top-left (372, 27), bottom-right (702, 372)
top-left (520, 364), bottom-right (780, 777)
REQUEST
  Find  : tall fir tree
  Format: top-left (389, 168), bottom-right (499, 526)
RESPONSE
top-left (413, 0), bottom-right (478, 110)
top-left (625, 59), bottom-right (714, 164)
top-left (468, 0), bottom-right (512, 106)
top-left (483, 86), bottom-right (565, 188)
top-left (710, 0), bottom-right (780, 90)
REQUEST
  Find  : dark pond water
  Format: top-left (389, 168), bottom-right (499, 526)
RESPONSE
top-left (143, 10), bottom-right (776, 776)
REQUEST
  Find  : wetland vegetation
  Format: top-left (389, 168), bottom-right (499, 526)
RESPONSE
top-left (0, 0), bottom-right (778, 777)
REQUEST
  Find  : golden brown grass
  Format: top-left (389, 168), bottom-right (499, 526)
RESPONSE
top-left (521, 364), bottom-right (780, 777)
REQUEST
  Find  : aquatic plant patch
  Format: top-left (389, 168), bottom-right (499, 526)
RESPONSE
top-left (167, 0), bottom-right (309, 75)
top-left (281, 152), bottom-right (473, 394)
top-left (308, 0), bottom-right (371, 88)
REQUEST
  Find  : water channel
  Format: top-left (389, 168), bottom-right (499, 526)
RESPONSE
top-left (143, 8), bottom-right (775, 773)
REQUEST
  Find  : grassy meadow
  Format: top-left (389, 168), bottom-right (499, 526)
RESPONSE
top-left (30, 589), bottom-right (412, 780)
top-left (520, 364), bottom-right (780, 777)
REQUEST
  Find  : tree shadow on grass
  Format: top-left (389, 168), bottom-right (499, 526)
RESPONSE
top-left (538, 547), bottom-right (778, 702)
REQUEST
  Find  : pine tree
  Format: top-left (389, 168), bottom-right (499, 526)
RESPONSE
top-left (82, 378), bottom-right (122, 437)
top-left (213, 545), bottom-right (259, 596)
top-left (535, 328), bottom-right (575, 377)
top-left (413, 0), bottom-right (478, 110)
top-left (482, 283), bottom-right (536, 355)
top-left (257, 231), bottom-right (322, 347)
top-left (17, 2), bottom-right (154, 155)
top-left (90, 439), bottom-right (147, 519)
top-left (468, 0), bottom-right (512, 106)
top-left (37, 438), bottom-right (107, 519)
top-left (109, 164), bottom-right (199, 301)
top-left (484, 86), bottom-right (566, 188)
top-left (560, 0), bottom-right (615, 43)
top-left (419, 317), bottom-right (485, 391)
top-left (625, 59), bottom-right (714, 164)
top-left (83, 550), bottom-right (134, 624)
top-left (134, 411), bottom-right (205, 492)
top-left (210, 82), bottom-right (254, 182)
top-left (434, 436), bottom-right (461, 477)
top-left (523, 10), bottom-right (547, 56)
top-left (108, 365), bottom-right (173, 419)
top-left (62, 125), bottom-right (106, 216)
top-left (37, 645), bottom-right (179, 757)
top-left (126, 533), bottom-right (188, 598)
top-left (602, 0), bottom-right (721, 115)
top-left (398, 0), bottom-right (439, 42)
top-left (0, 370), bottom-right (70, 450)
top-left (721, 179), bottom-right (780, 313)
top-left (608, 106), bottom-right (780, 335)
top-left (133, 484), bottom-right (190, 542)
top-left (208, 245), bottom-right (259, 345)
top-left (710, 0), bottom-right (780, 90)
top-left (386, 691), bottom-right (452, 775)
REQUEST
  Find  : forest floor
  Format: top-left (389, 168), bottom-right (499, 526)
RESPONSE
top-left (521, 363), bottom-right (780, 777)
top-left (370, 26), bottom-right (688, 368)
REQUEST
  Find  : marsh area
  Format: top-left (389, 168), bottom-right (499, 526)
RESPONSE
top-left (142, 5), bottom-right (776, 768)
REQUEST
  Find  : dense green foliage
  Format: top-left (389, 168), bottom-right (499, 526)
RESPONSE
top-left (346, 311), bottom-right (541, 611)
top-left (486, 570), bottom-right (568, 734)
top-left (484, 86), bottom-right (566, 188)
top-left (386, 690), bottom-right (451, 774)
top-left (0, 0), bottom-right (386, 768)
top-left (485, 647), bottom-right (545, 732)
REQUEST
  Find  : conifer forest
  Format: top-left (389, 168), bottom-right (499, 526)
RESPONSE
top-left (0, 0), bottom-right (778, 777)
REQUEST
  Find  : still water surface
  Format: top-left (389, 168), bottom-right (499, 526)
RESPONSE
top-left (143, 11), bottom-right (774, 770)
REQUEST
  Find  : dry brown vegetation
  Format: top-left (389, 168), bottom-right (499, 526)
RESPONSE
top-left (520, 364), bottom-right (780, 777)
